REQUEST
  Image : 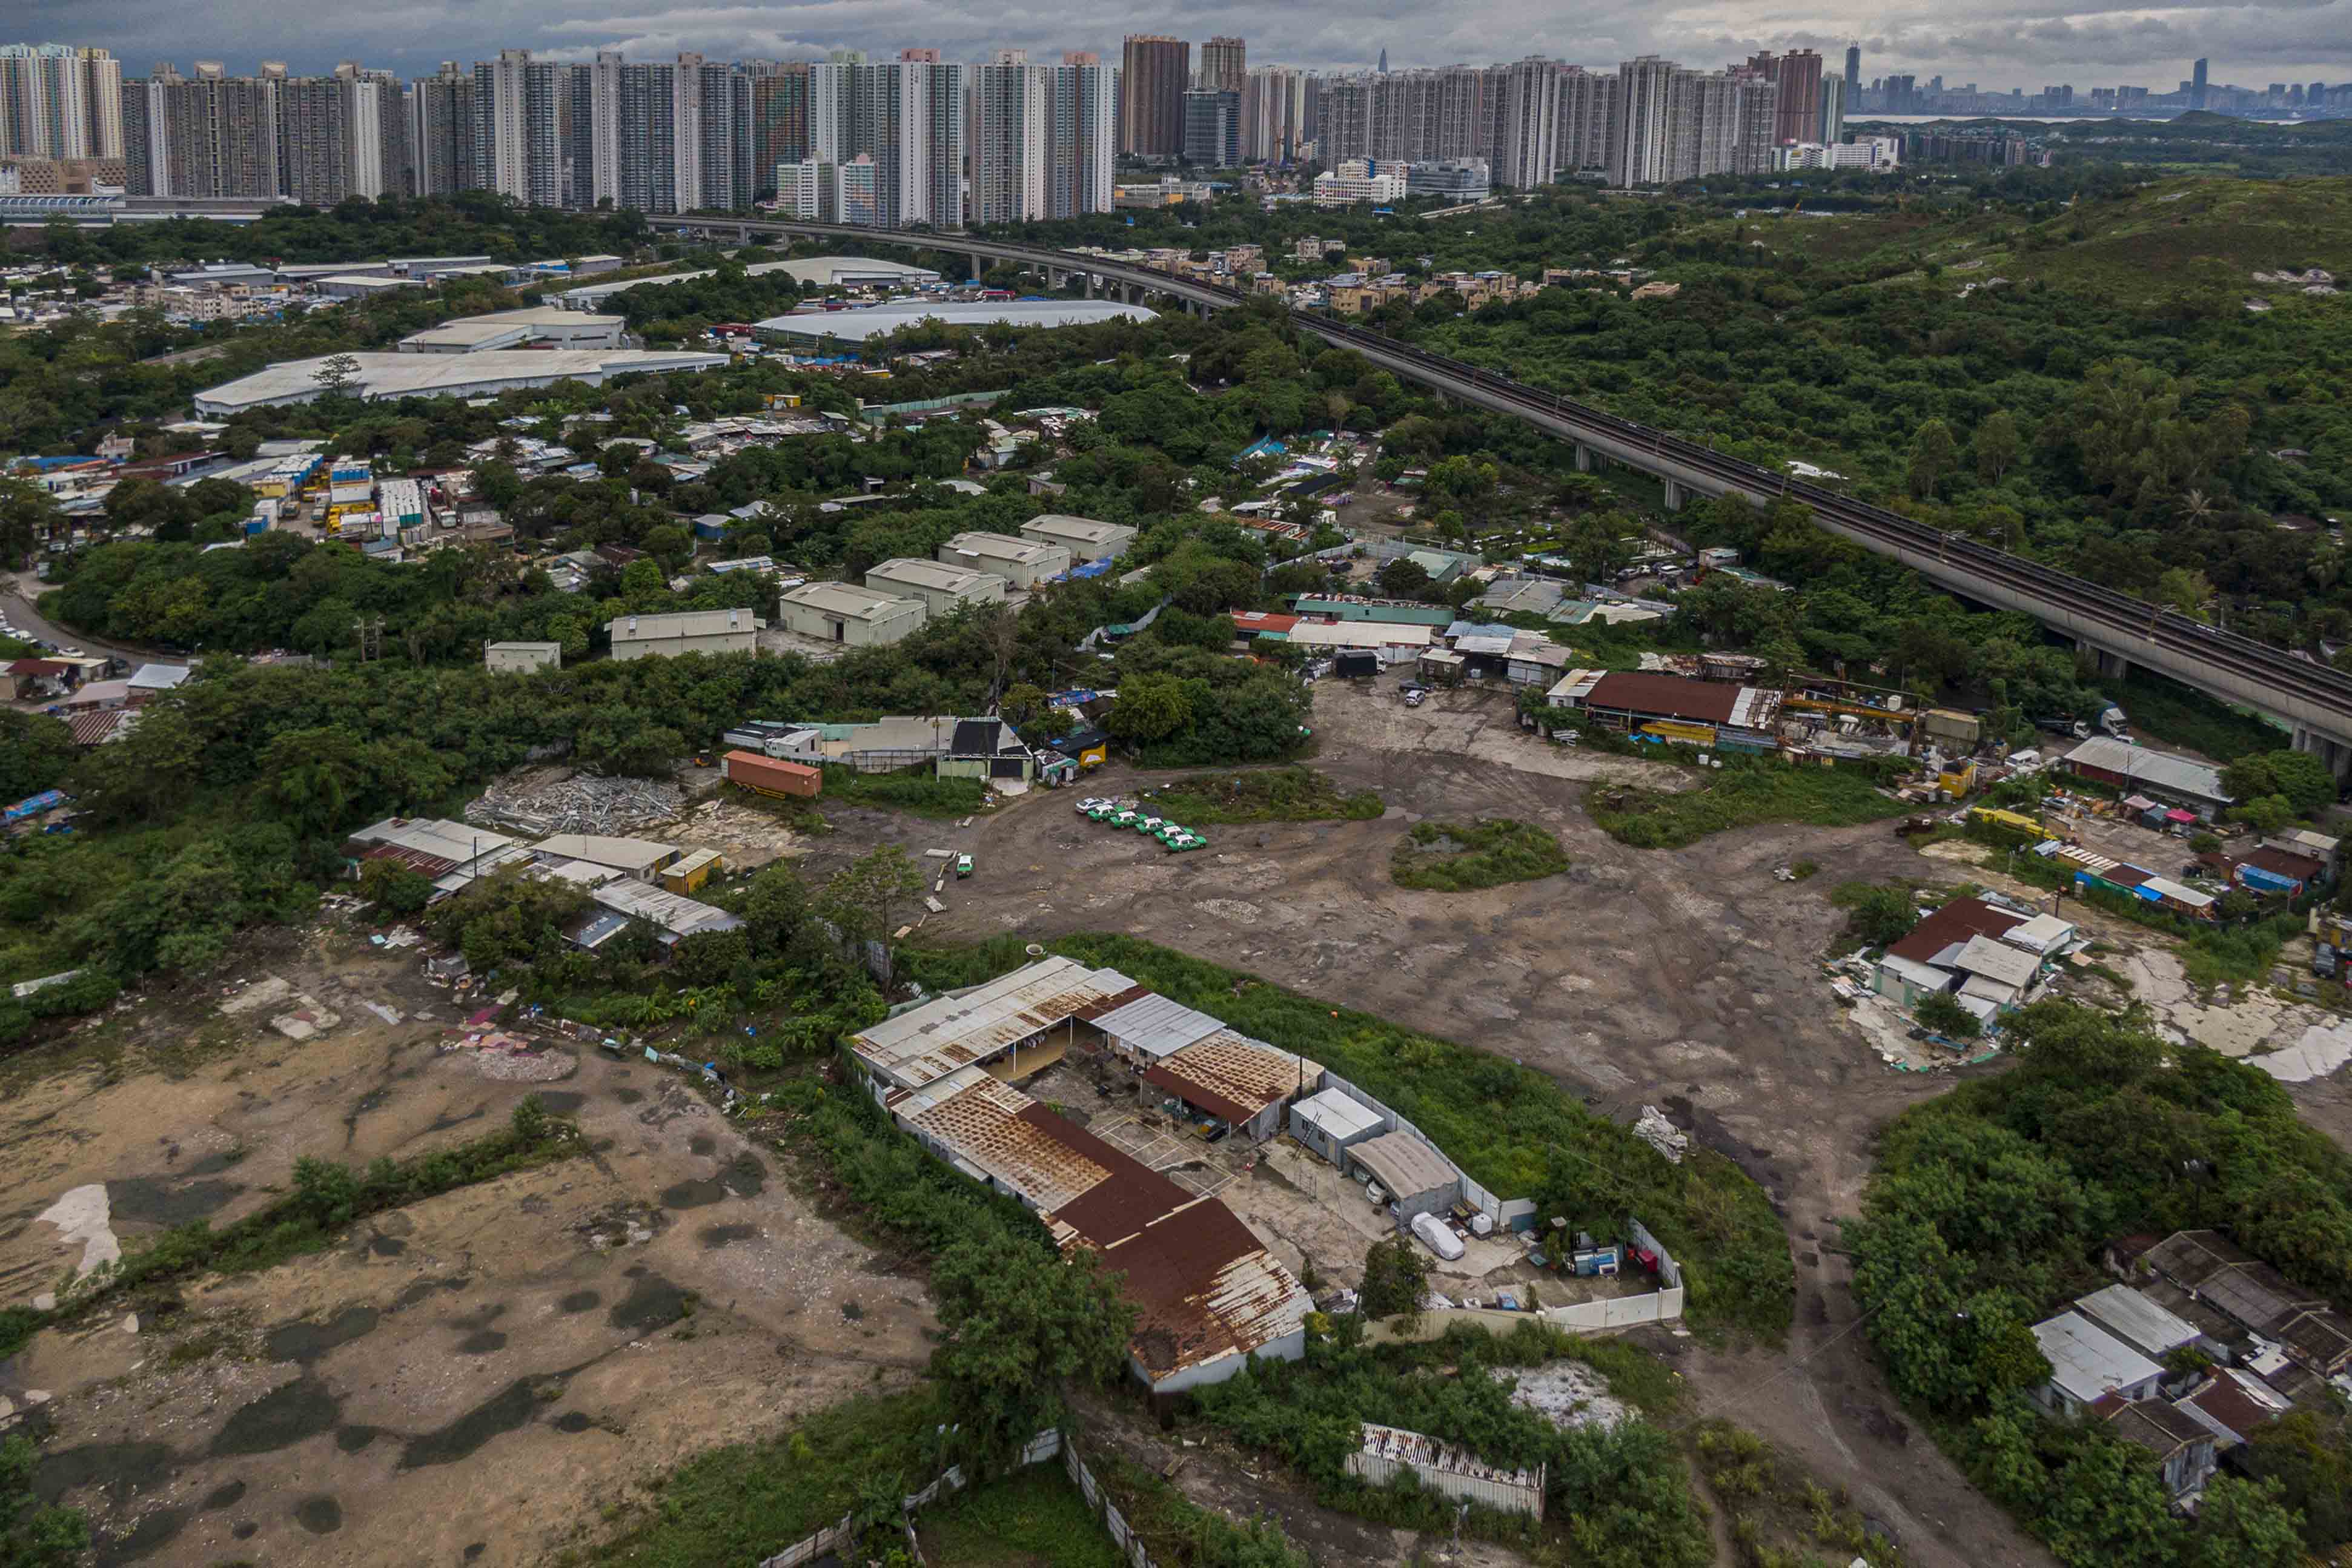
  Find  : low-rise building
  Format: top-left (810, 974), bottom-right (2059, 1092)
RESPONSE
top-left (485, 641), bottom-right (561, 674)
top-left (575, 879), bottom-right (743, 951)
top-left (345, 817), bottom-right (531, 898)
top-left (2060, 736), bottom-right (2233, 821)
top-left (862, 558), bottom-right (1004, 618)
top-left (1545, 669), bottom-right (1783, 751)
top-left (1018, 514), bottom-right (1137, 564)
top-left (1290, 1086), bottom-right (1385, 1164)
top-left (533, 834), bottom-right (681, 884)
top-left (938, 530), bottom-right (1070, 589)
top-left (606, 608), bottom-right (763, 660)
top-left (775, 581), bottom-right (927, 646)
top-left (2032, 1310), bottom-right (2165, 1414)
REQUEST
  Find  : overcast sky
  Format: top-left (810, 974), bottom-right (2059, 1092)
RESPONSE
top-left (8, 0), bottom-right (2346, 93)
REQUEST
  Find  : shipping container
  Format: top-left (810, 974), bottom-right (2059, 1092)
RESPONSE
top-left (723, 750), bottom-right (821, 799)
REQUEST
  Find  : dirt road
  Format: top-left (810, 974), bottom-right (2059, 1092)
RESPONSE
top-left (921, 683), bottom-right (2055, 1568)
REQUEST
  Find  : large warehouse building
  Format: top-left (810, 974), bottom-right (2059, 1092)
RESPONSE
top-left (753, 300), bottom-right (1156, 345)
top-left (194, 350), bottom-right (726, 413)
top-left (554, 254), bottom-right (940, 311)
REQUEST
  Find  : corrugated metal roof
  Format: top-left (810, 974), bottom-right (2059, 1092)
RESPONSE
top-left (1349, 1131), bottom-right (1459, 1200)
top-left (1885, 896), bottom-right (2023, 965)
top-left (1088, 992), bottom-right (1228, 1059)
top-left (906, 1071), bottom-right (1116, 1212)
top-left (2033, 1311), bottom-right (2162, 1404)
top-left (1580, 671), bottom-right (1739, 725)
top-left (1281, 621), bottom-right (1437, 650)
top-left (1951, 934), bottom-right (2040, 988)
top-left (853, 957), bottom-right (1134, 1088)
top-left (1142, 1032), bottom-right (1320, 1125)
top-left (1087, 1197), bottom-right (1310, 1379)
top-left (2100, 1395), bottom-right (2210, 1458)
top-left (2076, 1285), bottom-right (2204, 1357)
top-left (1293, 1087), bottom-right (1383, 1140)
top-left (2062, 736), bottom-right (2231, 803)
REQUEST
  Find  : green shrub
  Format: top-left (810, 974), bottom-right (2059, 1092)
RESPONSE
top-left (1391, 818), bottom-right (1569, 891)
top-left (820, 764), bottom-right (990, 818)
top-left (1590, 761), bottom-right (1909, 849)
top-left (1148, 767), bottom-right (1383, 824)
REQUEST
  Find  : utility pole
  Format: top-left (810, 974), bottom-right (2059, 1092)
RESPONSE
top-left (353, 615), bottom-right (384, 663)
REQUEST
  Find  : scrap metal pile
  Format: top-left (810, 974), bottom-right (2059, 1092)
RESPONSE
top-left (466, 769), bottom-right (686, 836)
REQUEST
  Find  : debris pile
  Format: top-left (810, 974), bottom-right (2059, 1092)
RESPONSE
top-left (1632, 1105), bottom-right (1688, 1164)
top-left (442, 1027), bottom-right (577, 1083)
top-left (466, 768), bottom-right (684, 836)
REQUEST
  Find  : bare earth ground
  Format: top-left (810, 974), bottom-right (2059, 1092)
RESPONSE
top-left (916, 682), bottom-right (2058, 1568)
top-left (0, 939), bottom-right (934, 1568)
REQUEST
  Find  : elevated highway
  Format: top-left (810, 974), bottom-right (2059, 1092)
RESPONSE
top-left (648, 216), bottom-right (2352, 767)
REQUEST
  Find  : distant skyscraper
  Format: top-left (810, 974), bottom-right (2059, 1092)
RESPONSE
top-left (1378, 48), bottom-right (1388, 74)
top-left (1119, 35), bottom-right (1188, 155)
top-left (0, 44), bottom-right (122, 160)
top-left (1844, 42), bottom-right (1860, 94)
top-left (1199, 36), bottom-right (1247, 95)
top-left (2191, 57), bottom-right (2208, 110)
top-left (804, 55), bottom-right (964, 228)
top-left (474, 48), bottom-right (559, 205)
top-left (1181, 87), bottom-right (1239, 167)
top-left (411, 62), bottom-right (475, 194)
top-left (1746, 48), bottom-right (1821, 147)
top-left (1491, 57), bottom-right (1563, 190)
top-left (1241, 65), bottom-right (1313, 162)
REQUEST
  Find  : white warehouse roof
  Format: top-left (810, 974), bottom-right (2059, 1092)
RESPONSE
top-left (754, 300), bottom-right (1156, 343)
top-left (193, 351), bottom-right (727, 413)
top-left (556, 254), bottom-right (940, 310)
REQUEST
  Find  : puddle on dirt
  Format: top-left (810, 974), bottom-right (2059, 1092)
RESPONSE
top-left (465, 1544), bottom-right (486, 1561)
top-left (720, 1153), bottom-right (766, 1197)
top-left (201, 1480), bottom-right (246, 1511)
top-left (33, 1442), bottom-right (174, 1506)
top-left (424, 1107), bottom-right (487, 1135)
top-left (688, 1134), bottom-right (716, 1156)
top-left (342, 1088), bottom-right (389, 1136)
top-left (658, 1178), bottom-right (726, 1209)
top-left (182, 1150), bottom-right (243, 1177)
top-left (456, 1331), bottom-right (508, 1354)
top-left (293, 1495), bottom-right (345, 1534)
top-left (399, 1376), bottom-right (552, 1469)
top-left (335, 1426), bottom-right (383, 1453)
top-left (231, 1521), bottom-right (257, 1540)
top-left (612, 1087), bottom-right (643, 1104)
top-left (209, 1377), bottom-right (342, 1456)
top-left (536, 1091), bottom-right (585, 1114)
top-left (106, 1177), bottom-right (243, 1227)
top-left (607, 1274), bottom-right (692, 1333)
top-left (557, 1290), bottom-right (601, 1313)
top-left (95, 1505), bottom-right (187, 1566)
top-left (265, 1306), bottom-right (379, 1365)
top-left (393, 1275), bottom-right (471, 1310)
top-left (368, 1233), bottom-right (409, 1257)
top-left (697, 1224), bottom-right (758, 1250)
top-left (553, 1411), bottom-right (593, 1434)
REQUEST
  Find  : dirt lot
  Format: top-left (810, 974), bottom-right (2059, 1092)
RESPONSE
top-left (1, 938), bottom-right (935, 1568)
top-left (916, 681), bottom-right (2058, 1568)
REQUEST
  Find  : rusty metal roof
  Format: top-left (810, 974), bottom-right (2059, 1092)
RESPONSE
top-left (904, 1073), bottom-right (1115, 1212)
top-left (1143, 1032), bottom-right (1321, 1125)
top-left (1087, 1197), bottom-right (1310, 1380)
top-left (852, 957), bottom-right (1136, 1089)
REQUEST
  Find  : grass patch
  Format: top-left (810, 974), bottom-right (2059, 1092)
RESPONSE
top-left (950, 933), bottom-right (1794, 1340)
top-left (1146, 767), bottom-right (1383, 825)
top-left (1390, 818), bottom-right (1569, 891)
top-left (820, 763), bottom-right (990, 818)
top-left (1079, 1449), bottom-right (1311, 1568)
top-left (578, 1388), bottom-right (947, 1566)
top-left (1691, 1420), bottom-right (1914, 1568)
top-left (917, 1466), bottom-right (1122, 1568)
top-left (1589, 761), bottom-right (1909, 849)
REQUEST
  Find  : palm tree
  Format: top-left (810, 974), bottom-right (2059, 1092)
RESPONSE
top-left (2176, 488), bottom-right (2220, 528)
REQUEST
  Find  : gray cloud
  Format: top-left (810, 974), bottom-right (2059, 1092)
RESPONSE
top-left (13, 0), bottom-right (2347, 90)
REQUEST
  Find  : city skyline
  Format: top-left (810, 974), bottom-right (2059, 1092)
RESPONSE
top-left (18, 3), bottom-right (2348, 100)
